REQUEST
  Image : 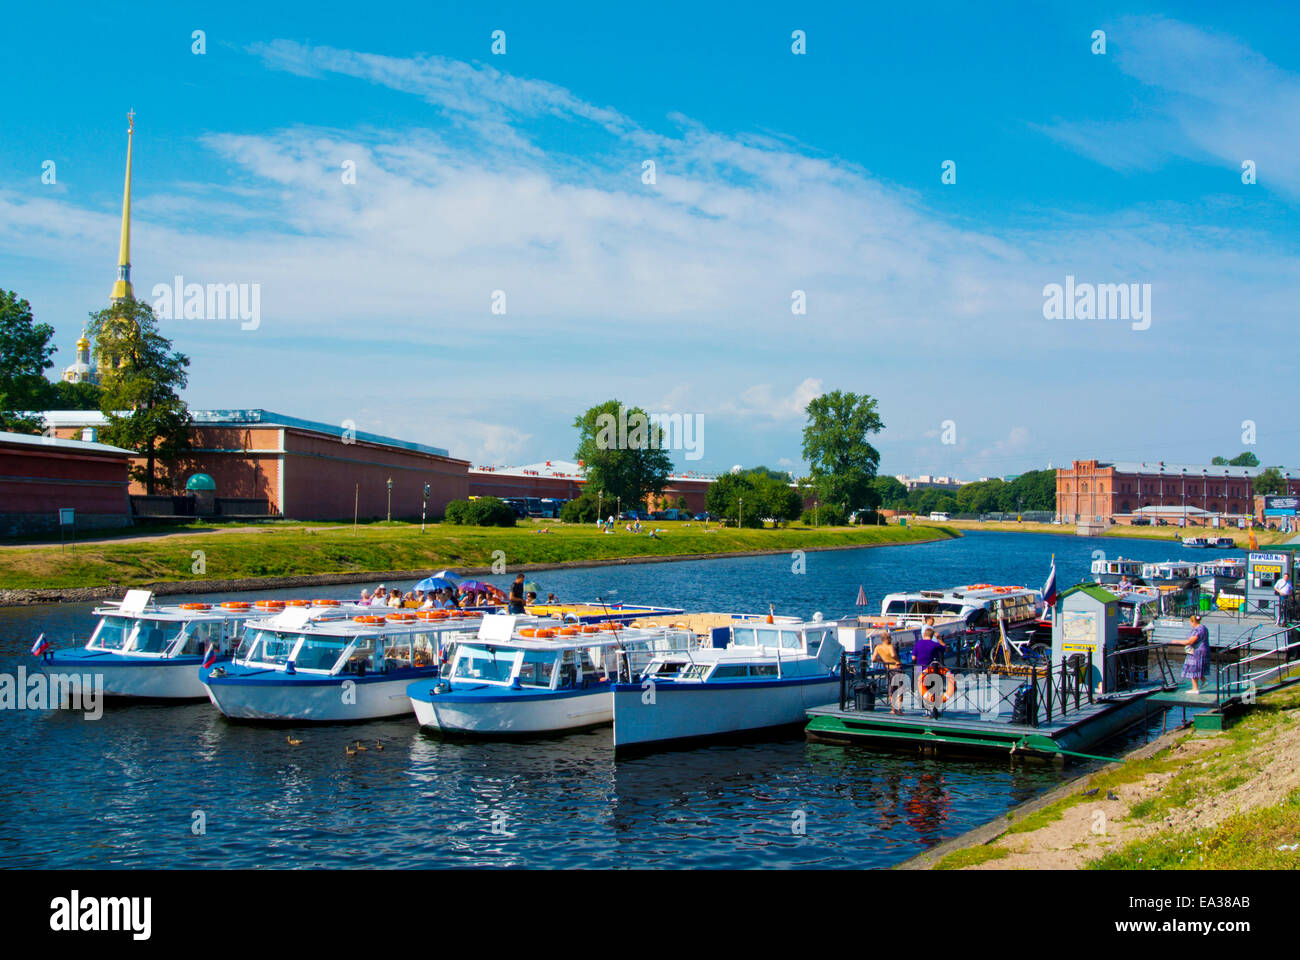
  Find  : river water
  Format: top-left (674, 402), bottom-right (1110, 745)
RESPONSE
top-left (0, 530), bottom-right (1207, 868)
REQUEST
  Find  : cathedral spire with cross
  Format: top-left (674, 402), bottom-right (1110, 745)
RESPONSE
top-left (110, 109), bottom-right (135, 304)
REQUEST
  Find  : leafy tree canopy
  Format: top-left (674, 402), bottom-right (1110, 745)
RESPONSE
top-left (0, 290), bottom-right (56, 434)
top-left (800, 390), bottom-right (884, 513)
top-left (573, 399), bottom-right (672, 508)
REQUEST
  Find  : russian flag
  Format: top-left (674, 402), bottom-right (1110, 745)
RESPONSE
top-left (201, 644), bottom-right (219, 669)
top-left (30, 633), bottom-right (49, 657)
top-left (1042, 556), bottom-right (1058, 607)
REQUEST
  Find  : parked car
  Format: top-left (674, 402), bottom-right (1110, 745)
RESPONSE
top-left (693, 512), bottom-right (714, 521)
top-left (657, 509), bottom-right (692, 521)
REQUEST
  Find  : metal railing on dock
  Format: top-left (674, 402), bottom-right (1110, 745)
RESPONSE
top-left (1211, 624), bottom-right (1300, 709)
top-left (836, 649), bottom-right (1100, 728)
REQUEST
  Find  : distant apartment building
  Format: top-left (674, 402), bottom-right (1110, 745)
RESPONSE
top-left (894, 474), bottom-right (964, 492)
top-left (1056, 459), bottom-right (1300, 525)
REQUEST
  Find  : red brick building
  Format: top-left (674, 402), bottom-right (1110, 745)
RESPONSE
top-left (0, 430), bottom-right (133, 537)
top-left (1056, 459), bottom-right (1300, 526)
top-left (43, 410), bottom-right (469, 521)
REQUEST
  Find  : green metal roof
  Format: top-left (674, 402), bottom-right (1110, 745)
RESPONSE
top-left (1057, 583), bottom-right (1117, 605)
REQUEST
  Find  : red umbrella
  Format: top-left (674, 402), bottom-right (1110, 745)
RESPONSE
top-left (855, 585), bottom-right (868, 607)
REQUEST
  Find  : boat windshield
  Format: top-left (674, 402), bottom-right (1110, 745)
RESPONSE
top-left (293, 636), bottom-right (352, 672)
top-left (517, 649), bottom-right (558, 688)
top-left (239, 629), bottom-right (300, 666)
top-left (452, 645), bottom-right (518, 684)
top-left (88, 615), bottom-right (135, 651)
top-left (884, 600), bottom-right (964, 616)
top-left (123, 618), bottom-right (187, 655)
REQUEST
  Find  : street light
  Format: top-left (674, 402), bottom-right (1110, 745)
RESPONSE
top-left (597, 489), bottom-right (603, 523)
top-left (386, 477), bottom-right (393, 523)
top-left (813, 500), bottom-right (818, 528)
top-left (421, 482), bottom-right (431, 533)
top-left (738, 497), bottom-right (743, 529)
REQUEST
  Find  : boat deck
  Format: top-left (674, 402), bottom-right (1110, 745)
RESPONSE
top-left (805, 673), bottom-right (1167, 759)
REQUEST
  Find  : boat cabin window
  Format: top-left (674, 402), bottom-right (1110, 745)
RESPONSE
top-left (177, 620), bottom-right (222, 656)
top-left (238, 629), bottom-right (299, 666)
top-left (347, 637), bottom-right (376, 672)
top-left (804, 630), bottom-right (826, 656)
top-left (127, 619), bottom-right (186, 655)
top-left (452, 645), bottom-right (517, 684)
top-left (751, 663), bottom-right (779, 677)
top-left (517, 650), bottom-right (558, 688)
top-left (884, 600), bottom-right (963, 616)
top-left (711, 663), bottom-right (751, 679)
top-left (89, 616), bottom-right (134, 651)
top-left (731, 627), bottom-right (757, 647)
top-left (294, 636), bottom-right (351, 672)
top-left (779, 630), bottom-right (802, 651)
top-left (679, 663), bottom-right (711, 681)
top-left (381, 637), bottom-right (414, 670)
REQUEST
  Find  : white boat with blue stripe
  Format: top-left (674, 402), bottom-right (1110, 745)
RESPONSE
top-left (36, 590), bottom-right (263, 700)
top-left (200, 606), bottom-right (487, 722)
top-left (407, 614), bottom-right (701, 736)
top-left (612, 617), bottom-right (845, 750)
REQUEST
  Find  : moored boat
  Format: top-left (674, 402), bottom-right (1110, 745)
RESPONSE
top-left (406, 615), bottom-right (701, 736)
top-left (37, 590), bottom-right (267, 699)
top-left (611, 617), bottom-right (844, 750)
top-left (200, 606), bottom-right (488, 722)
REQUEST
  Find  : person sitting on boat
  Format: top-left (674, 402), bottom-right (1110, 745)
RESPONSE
top-left (526, 591), bottom-right (538, 606)
top-left (912, 627), bottom-right (947, 670)
top-left (419, 592), bottom-right (435, 611)
top-left (547, 593), bottom-right (558, 604)
top-left (1171, 614), bottom-right (1210, 694)
top-left (870, 631), bottom-right (903, 714)
top-left (387, 589), bottom-right (403, 608)
top-left (358, 589), bottom-right (372, 607)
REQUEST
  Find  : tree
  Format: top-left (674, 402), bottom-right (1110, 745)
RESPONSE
top-left (800, 390), bottom-right (884, 514)
top-left (1254, 467), bottom-right (1287, 497)
top-left (573, 400), bottom-right (672, 509)
top-left (40, 378), bottom-right (104, 411)
top-left (560, 491), bottom-right (603, 524)
top-left (872, 475), bottom-right (907, 508)
top-left (1213, 452), bottom-right (1259, 467)
top-left (707, 469), bottom-right (802, 527)
top-left (0, 290), bottom-right (56, 433)
top-left (88, 299), bottom-right (192, 494)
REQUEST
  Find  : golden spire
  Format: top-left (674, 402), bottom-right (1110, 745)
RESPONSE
top-left (110, 110), bottom-right (134, 304)
top-left (76, 326), bottom-right (90, 353)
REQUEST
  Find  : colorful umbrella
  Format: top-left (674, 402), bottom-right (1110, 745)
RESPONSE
top-left (414, 576), bottom-right (458, 591)
top-left (855, 585), bottom-right (868, 607)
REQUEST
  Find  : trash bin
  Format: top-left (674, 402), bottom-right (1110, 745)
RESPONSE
top-left (1199, 595), bottom-right (1212, 612)
top-left (853, 682), bottom-right (875, 712)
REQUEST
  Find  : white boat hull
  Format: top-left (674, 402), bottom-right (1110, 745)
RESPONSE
top-left (203, 675), bottom-right (418, 722)
top-left (43, 657), bottom-right (208, 699)
top-left (613, 675), bottom-right (840, 748)
top-left (412, 689), bottom-right (612, 735)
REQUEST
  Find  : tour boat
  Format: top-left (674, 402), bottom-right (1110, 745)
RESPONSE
top-left (200, 606), bottom-right (489, 722)
top-left (1089, 557), bottom-right (1147, 585)
top-left (1139, 560), bottom-right (1200, 585)
top-left (36, 590), bottom-right (268, 699)
top-left (1196, 557), bottom-right (1247, 595)
top-left (406, 615), bottom-right (701, 736)
top-left (878, 585), bottom-right (1044, 639)
top-left (610, 618), bottom-right (844, 750)
top-left (1182, 536), bottom-right (1211, 548)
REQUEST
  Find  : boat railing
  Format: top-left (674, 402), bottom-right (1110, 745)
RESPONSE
top-left (1211, 624), bottom-right (1300, 709)
top-left (835, 649), bottom-right (1098, 728)
top-left (1104, 643), bottom-right (1176, 696)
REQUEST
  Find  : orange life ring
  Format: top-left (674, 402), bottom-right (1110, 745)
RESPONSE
top-left (353, 615), bottom-right (386, 624)
top-left (581, 625), bottom-right (601, 634)
top-left (179, 603), bottom-right (211, 611)
top-left (559, 627), bottom-right (578, 636)
top-left (285, 599), bottom-right (310, 607)
top-left (415, 610), bottom-right (439, 620)
top-left (386, 612), bottom-right (415, 622)
top-left (535, 629), bottom-right (555, 639)
top-left (917, 666), bottom-right (958, 704)
top-left (519, 628), bottom-right (537, 637)
top-left (221, 601), bottom-right (250, 610)
top-left (312, 599), bottom-right (340, 606)
top-left (255, 600), bottom-right (285, 610)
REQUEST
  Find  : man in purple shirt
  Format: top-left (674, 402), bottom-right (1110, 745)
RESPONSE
top-left (912, 627), bottom-right (947, 669)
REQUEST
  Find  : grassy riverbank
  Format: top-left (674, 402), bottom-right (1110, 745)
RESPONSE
top-left (908, 518), bottom-right (1292, 547)
top-left (0, 519), bottom-right (955, 593)
top-left (923, 682), bottom-right (1300, 871)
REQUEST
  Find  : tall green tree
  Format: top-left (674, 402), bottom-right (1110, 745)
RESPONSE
top-left (0, 290), bottom-right (56, 434)
top-left (88, 299), bottom-right (192, 494)
top-left (800, 390), bottom-right (884, 513)
top-left (706, 469), bottom-right (801, 527)
top-left (573, 399), bottom-right (672, 510)
top-left (1254, 467), bottom-right (1287, 497)
top-left (40, 378), bottom-right (104, 411)
top-left (871, 475), bottom-right (908, 509)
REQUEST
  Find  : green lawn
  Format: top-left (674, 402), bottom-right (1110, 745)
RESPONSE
top-left (0, 519), bottom-right (955, 591)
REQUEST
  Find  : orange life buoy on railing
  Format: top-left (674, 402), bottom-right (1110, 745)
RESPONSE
top-left (255, 600), bottom-right (285, 610)
top-left (581, 625), bottom-right (600, 634)
top-left (285, 599), bottom-right (310, 607)
top-left (353, 615), bottom-right (386, 624)
top-left (519, 628), bottom-right (537, 637)
top-left (386, 612), bottom-right (415, 622)
top-left (917, 665), bottom-right (958, 705)
top-left (535, 629), bottom-right (556, 639)
top-left (312, 599), bottom-right (340, 606)
top-left (221, 601), bottom-right (250, 610)
top-left (179, 603), bottom-right (211, 611)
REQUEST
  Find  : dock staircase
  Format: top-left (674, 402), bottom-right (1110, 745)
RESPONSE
top-left (1148, 622), bottom-right (1300, 731)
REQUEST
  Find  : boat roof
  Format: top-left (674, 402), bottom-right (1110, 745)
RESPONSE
top-left (884, 585), bottom-right (1038, 601)
top-left (246, 607), bottom-right (493, 636)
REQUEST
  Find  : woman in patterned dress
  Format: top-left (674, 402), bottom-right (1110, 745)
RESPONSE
top-left (1171, 613), bottom-right (1210, 694)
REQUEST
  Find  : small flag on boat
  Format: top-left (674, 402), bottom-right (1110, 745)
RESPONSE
top-left (1041, 556), bottom-right (1058, 606)
top-left (201, 644), bottom-right (218, 669)
top-left (855, 585), bottom-right (868, 607)
top-left (30, 633), bottom-right (49, 657)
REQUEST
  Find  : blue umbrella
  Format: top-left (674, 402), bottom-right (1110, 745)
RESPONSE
top-left (429, 569), bottom-right (461, 582)
top-left (415, 576), bottom-right (458, 592)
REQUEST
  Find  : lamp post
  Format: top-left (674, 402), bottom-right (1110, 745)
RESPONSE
top-left (597, 490), bottom-right (603, 524)
top-left (386, 477), bottom-right (393, 523)
top-left (813, 500), bottom-right (818, 528)
top-left (421, 482), bottom-right (430, 533)
top-left (738, 497), bottom-right (743, 529)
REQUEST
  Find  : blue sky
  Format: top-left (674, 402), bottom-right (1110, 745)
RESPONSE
top-left (4, 2), bottom-right (1300, 477)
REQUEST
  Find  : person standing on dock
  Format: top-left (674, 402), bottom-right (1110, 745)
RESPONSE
top-left (1171, 614), bottom-right (1210, 694)
top-left (509, 574), bottom-right (526, 614)
top-left (1274, 571), bottom-right (1292, 626)
top-left (912, 626), bottom-right (947, 669)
